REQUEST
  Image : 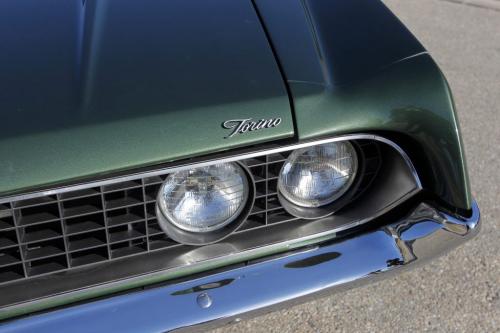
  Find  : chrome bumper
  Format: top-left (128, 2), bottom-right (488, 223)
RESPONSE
top-left (0, 201), bottom-right (480, 333)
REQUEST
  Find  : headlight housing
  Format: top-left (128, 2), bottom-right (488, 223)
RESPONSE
top-left (157, 162), bottom-right (253, 244)
top-left (278, 141), bottom-right (358, 216)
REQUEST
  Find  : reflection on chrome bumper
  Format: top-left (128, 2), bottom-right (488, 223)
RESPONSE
top-left (1, 201), bottom-right (480, 333)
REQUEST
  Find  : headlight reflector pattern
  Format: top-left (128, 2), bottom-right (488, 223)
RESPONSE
top-left (278, 141), bottom-right (358, 208)
top-left (157, 163), bottom-right (249, 233)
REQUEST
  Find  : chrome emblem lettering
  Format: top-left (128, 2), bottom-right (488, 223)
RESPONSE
top-left (222, 118), bottom-right (282, 138)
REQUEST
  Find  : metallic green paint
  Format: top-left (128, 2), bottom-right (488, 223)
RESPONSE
top-left (290, 55), bottom-right (472, 211)
top-left (254, 0), bottom-right (472, 211)
top-left (0, 0), bottom-right (293, 196)
top-left (0, 0), bottom-right (472, 211)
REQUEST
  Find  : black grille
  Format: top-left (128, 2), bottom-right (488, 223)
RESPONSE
top-left (0, 142), bottom-right (381, 285)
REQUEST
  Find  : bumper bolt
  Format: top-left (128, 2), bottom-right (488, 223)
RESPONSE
top-left (197, 292), bottom-right (212, 309)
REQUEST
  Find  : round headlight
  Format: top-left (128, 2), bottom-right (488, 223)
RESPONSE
top-left (157, 162), bottom-right (249, 233)
top-left (278, 141), bottom-right (358, 208)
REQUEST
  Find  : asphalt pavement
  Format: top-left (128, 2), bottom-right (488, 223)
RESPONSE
top-left (214, 0), bottom-right (500, 331)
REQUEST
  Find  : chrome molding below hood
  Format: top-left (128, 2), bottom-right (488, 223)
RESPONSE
top-left (0, 134), bottom-right (421, 204)
top-left (1, 201), bottom-right (480, 332)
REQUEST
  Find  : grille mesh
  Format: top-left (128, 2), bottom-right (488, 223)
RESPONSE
top-left (0, 152), bottom-right (295, 284)
top-left (0, 141), bottom-right (381, 285)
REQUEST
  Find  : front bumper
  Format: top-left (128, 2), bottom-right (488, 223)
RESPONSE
top-left (0, 201), bottom-right (480, 333)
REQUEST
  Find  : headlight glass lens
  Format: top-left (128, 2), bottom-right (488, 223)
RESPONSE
top-left (158, 163), bottom-right (249, 233)
top-left (278, 141), bottom-right (358, 208)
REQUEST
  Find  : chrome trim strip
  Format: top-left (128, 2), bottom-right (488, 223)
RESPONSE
top-left (0, 134), bottom-right (422, 204)
top-left (1, 201), bottom-right (480, 332)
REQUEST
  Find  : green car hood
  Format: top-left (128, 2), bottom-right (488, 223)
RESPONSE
top-left (0, 0), bottom-right (293, 196)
